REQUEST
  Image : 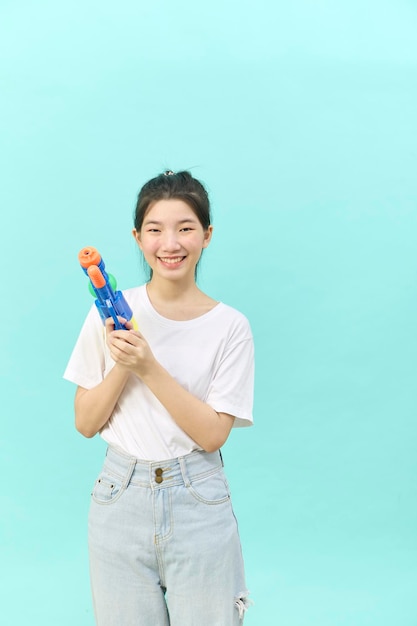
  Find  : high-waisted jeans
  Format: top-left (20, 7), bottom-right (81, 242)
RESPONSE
top-left (88, 445), bottom-right (251, 625)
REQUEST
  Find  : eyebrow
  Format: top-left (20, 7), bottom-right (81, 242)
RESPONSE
top-left (143, 217), bottom-right (199, 226)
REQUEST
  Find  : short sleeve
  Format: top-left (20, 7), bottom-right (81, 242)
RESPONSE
top-left (63, 305), bottom-right (109, 389)
top-left (205, 330), bottom-right (254, 428)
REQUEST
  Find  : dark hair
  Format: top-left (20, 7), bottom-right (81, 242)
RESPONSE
top-left (134, 170), bottom-right (211, 232)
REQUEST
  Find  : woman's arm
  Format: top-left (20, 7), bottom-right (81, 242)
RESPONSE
top-left (74, 365), bottom-right (131, 438)
top-left (108, 329), bottom-right (235, 452)
top-left (141, 362), bottom-right (235, 452)
top-left (74, 317), bottom-right (134, 438)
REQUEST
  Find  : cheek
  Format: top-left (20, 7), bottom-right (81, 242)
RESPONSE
top-left (138, 237), bottom-right (158, 256)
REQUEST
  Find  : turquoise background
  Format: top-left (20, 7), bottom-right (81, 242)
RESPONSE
top-left (1, 1), bottom-right (417, 624)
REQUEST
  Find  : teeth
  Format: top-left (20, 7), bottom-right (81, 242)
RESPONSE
top-left (160, 257), bottom-right (184, 264)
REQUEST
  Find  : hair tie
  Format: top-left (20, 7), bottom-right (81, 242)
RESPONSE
top-left (164, 170), bottom-right (175, 176)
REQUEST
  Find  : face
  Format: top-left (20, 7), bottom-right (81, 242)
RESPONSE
top-left (133, 199), bottom-right (213, 282)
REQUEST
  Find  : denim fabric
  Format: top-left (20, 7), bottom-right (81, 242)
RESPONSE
top-left (88, 445), bottom-right (251, 626)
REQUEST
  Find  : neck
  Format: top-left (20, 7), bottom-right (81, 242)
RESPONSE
top-left (146, 275), bottom-right (200, 303)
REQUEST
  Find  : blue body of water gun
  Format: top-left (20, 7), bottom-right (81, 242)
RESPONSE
top-left (78, 246), bottom-right (136, 330)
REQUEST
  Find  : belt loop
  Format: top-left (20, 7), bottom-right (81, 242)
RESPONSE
top-left (179, 456), bottom-right (191, 487)
top-left (219, 449), bottom-right (224, 467)
top-left (121, 458), bottom-right (136, 490)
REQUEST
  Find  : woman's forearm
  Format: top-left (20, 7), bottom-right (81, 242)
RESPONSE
top-left (140, 362), bottom-right (234, 453)
top-left (74, 365), bottom-right (131, 438)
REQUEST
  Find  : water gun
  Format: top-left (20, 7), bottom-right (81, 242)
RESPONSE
top-left (78, 246), bottom-right (137, 330)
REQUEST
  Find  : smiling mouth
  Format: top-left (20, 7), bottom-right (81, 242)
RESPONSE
top-left (158, 256), bottom-right (186, 265)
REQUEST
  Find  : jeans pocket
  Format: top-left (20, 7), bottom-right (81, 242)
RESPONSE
top-left (91, 470), bottom-right (125, 505)
top-left (187, 470), bottom-right (231, 505)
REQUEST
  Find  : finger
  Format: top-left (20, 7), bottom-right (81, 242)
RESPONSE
top-left (109, 335), bottom-right (132, 351)
top-left (114, 316), bottom-right (135, 330)
top-left (104, 317), bottom-right (116, 332)
top-left (108, 341), bottom-right (132, 362)
top-left (112, 329), bottom-right (143, 344)
top-left (109, 336), bottom-right (142, 358)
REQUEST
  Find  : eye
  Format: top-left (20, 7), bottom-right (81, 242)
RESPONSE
top-left (180, 227), bottom-right (193, 232)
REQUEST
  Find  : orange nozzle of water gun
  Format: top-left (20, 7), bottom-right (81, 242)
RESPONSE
top-left (87, 265), bottom-right (106, 289)
top-left (78, 246), bottom-right (102, 269)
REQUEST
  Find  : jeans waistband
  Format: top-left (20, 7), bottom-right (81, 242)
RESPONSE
top-left (103, 445), bottom-right (224, 490)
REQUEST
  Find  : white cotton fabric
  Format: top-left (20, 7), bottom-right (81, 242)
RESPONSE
top-left (64, 285), bottom-right (254, 460)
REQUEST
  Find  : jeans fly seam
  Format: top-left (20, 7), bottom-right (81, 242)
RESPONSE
top-left (153, 488), bottom-right (174, 544)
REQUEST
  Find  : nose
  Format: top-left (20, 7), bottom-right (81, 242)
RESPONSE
top-left (161, 230), bottom-right (181, 251)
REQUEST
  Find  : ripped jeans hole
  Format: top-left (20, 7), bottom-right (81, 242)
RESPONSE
top-left (234, 592), bottom-right (253, 620)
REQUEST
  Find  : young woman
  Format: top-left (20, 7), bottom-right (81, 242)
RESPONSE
top-left (64, 170), bottom-right (254, 626)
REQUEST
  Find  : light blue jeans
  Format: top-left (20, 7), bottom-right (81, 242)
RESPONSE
top-left (88, 445), bottom-right (251, 625)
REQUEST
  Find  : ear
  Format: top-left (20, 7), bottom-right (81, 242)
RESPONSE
top-left (132, 228), bottom-right (143, 251)
top-left (202, 225), bottom-right (213, 249)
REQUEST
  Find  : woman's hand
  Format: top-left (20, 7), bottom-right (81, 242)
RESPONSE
top-left (105, 318), bottom-right (156, 378)
top-left (104, 316), bottom-right (134, 335)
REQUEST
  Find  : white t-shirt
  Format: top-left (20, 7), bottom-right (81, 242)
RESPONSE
top-left (64, 284), bottom-right (254, 460)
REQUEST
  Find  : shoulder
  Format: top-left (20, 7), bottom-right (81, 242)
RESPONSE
top-left (211, 302), bottom-right (253, 340)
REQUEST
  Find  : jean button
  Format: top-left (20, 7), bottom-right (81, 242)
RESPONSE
top-left (155, 468), bottom-right (163, 483)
